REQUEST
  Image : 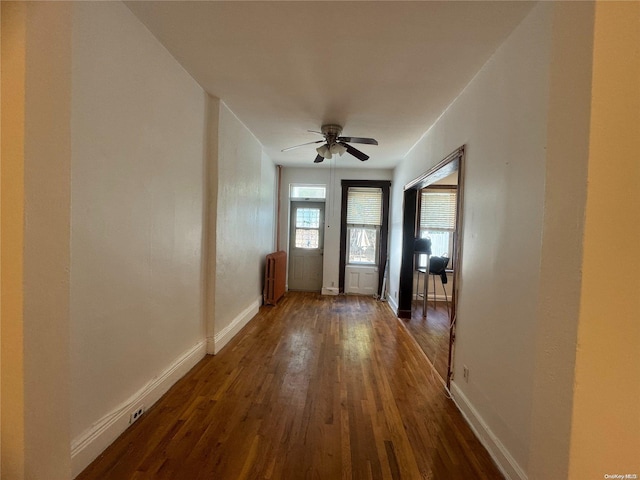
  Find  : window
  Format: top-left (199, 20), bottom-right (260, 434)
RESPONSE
top-left (294, 207), bottom-right (321, 249)
top-left (418, 188), bottom-right (457, 267)
top-left (290, 184), bottom-right (326, 250)
top-left (290, 184), bottom-right (326, 200)
top-left (346, 187), bottom-right (382, 265)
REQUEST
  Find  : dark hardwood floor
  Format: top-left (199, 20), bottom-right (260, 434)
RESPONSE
top-left (77, 292), bottom-right (502, 480)
top-left (402, 299), bottom-right (452, 382)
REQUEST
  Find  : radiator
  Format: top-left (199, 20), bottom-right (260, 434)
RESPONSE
top-left (263, 251), bottom-right (287, 305)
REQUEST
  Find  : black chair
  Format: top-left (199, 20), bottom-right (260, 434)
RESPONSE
top-left (428, 255), bottom-right (450, 315)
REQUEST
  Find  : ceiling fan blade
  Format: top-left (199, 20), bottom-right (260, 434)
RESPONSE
top-left (281, 140), bottom-right (324, 152)
top-left (313, 154), bottom-right (324, 163)
top-left (337, 136), bottom-right (378, 145)
top-left (341, 143), bottom-right (369, 161)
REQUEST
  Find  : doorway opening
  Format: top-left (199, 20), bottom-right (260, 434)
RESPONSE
top-left (398, 147), bottom-right (465, 387)
top-left (288, 184), bottom-right (326, 292)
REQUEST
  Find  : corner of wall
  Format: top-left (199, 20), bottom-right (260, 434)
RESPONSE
top-left (2, 3), bottom-right (74, 478)
top-left (568, 2), bottom-right (640, 476)
top-left (211, 295), bottom-right (262, 354)
top-left (528, 2), bottom-right (595, 478)
top-left (204, 94), bottom-right (220, 353)
top-left (386, 295), bottom-right (399, 315)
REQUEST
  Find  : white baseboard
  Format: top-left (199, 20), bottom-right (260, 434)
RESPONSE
top-left (450, 382), bottom-right (527, 480)
top-left (71, 340), bottom-right (207, 477)
top-left (322, 287), bottom-right (339, 295)
top-left (412, 293), bottom-right (450, 302)
top-left (387, 295), bottom-right (399, 314)
top-left (207, 295), bottom-right (261, 354)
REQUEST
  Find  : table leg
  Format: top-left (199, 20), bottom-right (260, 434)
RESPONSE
top-left (422, 255), bottom-right (429, 319)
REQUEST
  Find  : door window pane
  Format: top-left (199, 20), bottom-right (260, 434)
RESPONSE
top-left (296, 208), bottom-right (320, 228)
top-left (295, 229), bottom-right (319, 249)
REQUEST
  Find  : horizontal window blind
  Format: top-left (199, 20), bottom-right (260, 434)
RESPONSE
top-left (347, 187), bottom-right (382, 226)
top-left (420, 189), bottom-right (457, 229)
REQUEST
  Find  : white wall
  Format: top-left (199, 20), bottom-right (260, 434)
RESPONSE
top-left (279, 166), bottom-right (393, 293)
top-left (70, 2), bottom-right (208, 474)
top-left (528, 3), bottom-right (595, 478)
top-left (389, 3), bottom-right (553, 477)
top-left (208, 102), bottom-right (276, 353)
top-left (2, 4), bottom-right (277, 474)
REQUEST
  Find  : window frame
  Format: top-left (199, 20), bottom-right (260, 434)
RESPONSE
top-left (345, 186), bottom-right (383, 266)
top-left (289, 184), bottom-right (326, 201)
top-left (339, 180), bottom-right (391, 295)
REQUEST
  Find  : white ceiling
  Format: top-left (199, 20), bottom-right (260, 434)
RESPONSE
top-left (126, 1), bottom-right (535, 169)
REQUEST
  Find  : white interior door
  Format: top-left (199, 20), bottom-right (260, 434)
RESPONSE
top-left (288, 202), bottom-right (324, 292)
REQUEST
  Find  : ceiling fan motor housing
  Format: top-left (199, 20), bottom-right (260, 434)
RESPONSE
top-left (321, 124), bottom-right (343, 144)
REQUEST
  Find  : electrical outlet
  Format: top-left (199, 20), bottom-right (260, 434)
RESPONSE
top-left (463, 365), bottom-right (470, 383)
top-left (130, 406), bottom-right (145, 424)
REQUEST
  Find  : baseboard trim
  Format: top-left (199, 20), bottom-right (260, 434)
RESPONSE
top-left (321, 287), bottom-right (339, 296)
top-left (412, 293), bottom-right (450, 302)
top-left (450, 382), bottom-right (527, 480)
top-left (387, 295), bottom-right (399, 315)
top-left (71, 340), bottom-right (207, 477)
top-left (209, 295), bottom-right (261, 354)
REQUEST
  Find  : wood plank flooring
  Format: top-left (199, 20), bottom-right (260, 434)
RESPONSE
top-left (402, 300), bottom-right (452, 382)
top-left (76, 292), bottom-right (502, 480)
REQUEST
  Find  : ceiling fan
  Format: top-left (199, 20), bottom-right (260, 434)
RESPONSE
top-left (281, 124), bottom-right (378, 163)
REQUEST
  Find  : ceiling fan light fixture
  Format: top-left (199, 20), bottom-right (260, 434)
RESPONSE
top-left (330, 143), bottom-right (347, 156)
top-left (281, 125), bottom-right (377, 164)
top-left (316, 144), bottom-right (332, 159)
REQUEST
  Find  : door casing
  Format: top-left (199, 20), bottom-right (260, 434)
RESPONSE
top-left (288, 201), bottom-right (324, 292)
top-left (398, 146), bottom-right (466, 388)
